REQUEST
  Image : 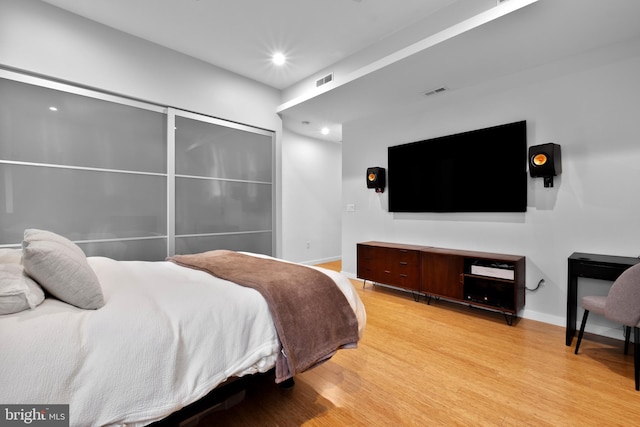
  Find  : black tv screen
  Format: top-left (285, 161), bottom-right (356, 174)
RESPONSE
top-left (388, 121), bottom-right (527, 213)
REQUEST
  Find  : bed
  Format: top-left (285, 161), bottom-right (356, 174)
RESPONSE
top-left (0, 229), bottom-right (366, 426)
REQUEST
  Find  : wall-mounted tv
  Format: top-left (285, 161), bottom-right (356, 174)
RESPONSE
top-left (388, 121), bottom-right (527, 213)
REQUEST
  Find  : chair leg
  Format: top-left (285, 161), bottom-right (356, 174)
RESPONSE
top-left (634, 327), bottom-right (639, 391)
top-left (625, 326), bottom-right (631, 355)
top-left (575, 310), bottom-right (590, 355)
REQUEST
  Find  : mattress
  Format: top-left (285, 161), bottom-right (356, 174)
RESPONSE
top-left (0, 254), bottom-right (365, 426)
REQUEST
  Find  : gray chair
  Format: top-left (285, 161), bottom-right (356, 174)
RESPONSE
top-left (574, 262), bottom-right (640, 390)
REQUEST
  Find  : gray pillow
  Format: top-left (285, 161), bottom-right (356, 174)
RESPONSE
top-left (0, 264), bottom-right (45, 315)
top-left (23, 229), bottom-right (85, 257)
top-left (22, 230), bottom-right (104, 310)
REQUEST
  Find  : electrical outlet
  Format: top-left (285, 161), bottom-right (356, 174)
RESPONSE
top-left (306, 241), bottom-right (311, 249)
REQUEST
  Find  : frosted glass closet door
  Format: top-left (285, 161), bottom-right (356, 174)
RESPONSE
top-left (173, 114), bottom-right (274, 256)
top-left (0, 76), bottom-right (167, 260)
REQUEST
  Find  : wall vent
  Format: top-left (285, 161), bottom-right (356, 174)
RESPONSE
top-left (316, 73), bottom-right (334, 87)
top-left (424, 86), bottom-right (448, 96)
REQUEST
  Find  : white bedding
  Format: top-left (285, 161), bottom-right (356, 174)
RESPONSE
top-left (0, 255), bottom-right (365, 427)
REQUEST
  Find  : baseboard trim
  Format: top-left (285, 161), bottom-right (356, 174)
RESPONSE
top-left (300, 256), bottom-right (341, 266)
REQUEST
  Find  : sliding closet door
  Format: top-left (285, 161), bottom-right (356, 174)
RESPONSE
top-left (0, 71), bottom-right (275, 260)
top-left (172, 111), bottom-right (274, 256)
top-left (0, 72), bottom-right (167, 260)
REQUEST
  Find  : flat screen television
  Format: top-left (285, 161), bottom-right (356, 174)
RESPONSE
top-left (387, 121), bottom-right (527, 213)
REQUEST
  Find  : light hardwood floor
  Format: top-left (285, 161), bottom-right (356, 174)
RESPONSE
top-left (202, 260), bottom-right (640, 426)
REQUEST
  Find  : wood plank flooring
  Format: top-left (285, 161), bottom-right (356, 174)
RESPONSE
top-left (201, 260), bottom-right (640, 426)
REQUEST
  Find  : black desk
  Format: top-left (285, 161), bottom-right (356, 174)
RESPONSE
top-left (566, 252), bottom-right (640, 346)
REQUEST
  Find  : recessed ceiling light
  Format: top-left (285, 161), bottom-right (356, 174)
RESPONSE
top-left (272, 52), bottom-right (286, 66)
top-left (49, 106), bottom-right (58, 111)
top-left (321, 127), bottom-right (330, 135)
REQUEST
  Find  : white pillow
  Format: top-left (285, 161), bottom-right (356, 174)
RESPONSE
top-left (0, 248), bottom-right (22, 264)
top-left (0, 264), bottom-right (45, 315)
top-left (22, 230), bottom-right (105, 310)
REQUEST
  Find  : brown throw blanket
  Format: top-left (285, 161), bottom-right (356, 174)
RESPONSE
top-left (168, 250), bottom-right (360, 383)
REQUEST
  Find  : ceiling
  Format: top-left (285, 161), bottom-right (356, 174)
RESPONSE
top-left (40, 0), bottom-right (463, 90)
top-left (40, 0), bottom-right (640, 143)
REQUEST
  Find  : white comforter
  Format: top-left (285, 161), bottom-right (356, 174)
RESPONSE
top-left (0, 255), bottom-right (366, 426)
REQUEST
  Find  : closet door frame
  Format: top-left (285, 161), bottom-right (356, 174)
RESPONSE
top-left (168, 108), bottom-right (275, 257)
top-left (0, 69), bottom-right (275, 259)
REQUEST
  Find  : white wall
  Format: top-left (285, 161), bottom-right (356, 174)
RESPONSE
top-left (0, 0), bottom-right (288, 256)
top-left (0, 0), bottom-right (279, 131)
top-left (0, 0), bottom-right (345, 263)
top-left (341, 37), bottom-right (640, 334)
top-left (282, 128), bottom-right (342, 264)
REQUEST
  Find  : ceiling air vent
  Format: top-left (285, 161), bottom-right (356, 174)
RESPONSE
top-left (316, 73), bottom-right (334, 87)
top-left (424, 86), bottom-right (448, 96)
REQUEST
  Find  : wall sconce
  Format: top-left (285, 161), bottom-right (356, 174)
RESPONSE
top-left (529, 143), bottom-right (561, 187)
top-left (366, 167), bottom-right (386, 193)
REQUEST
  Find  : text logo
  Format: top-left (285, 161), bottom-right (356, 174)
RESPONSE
top-left (1, 405), bottom-right (69, 426)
